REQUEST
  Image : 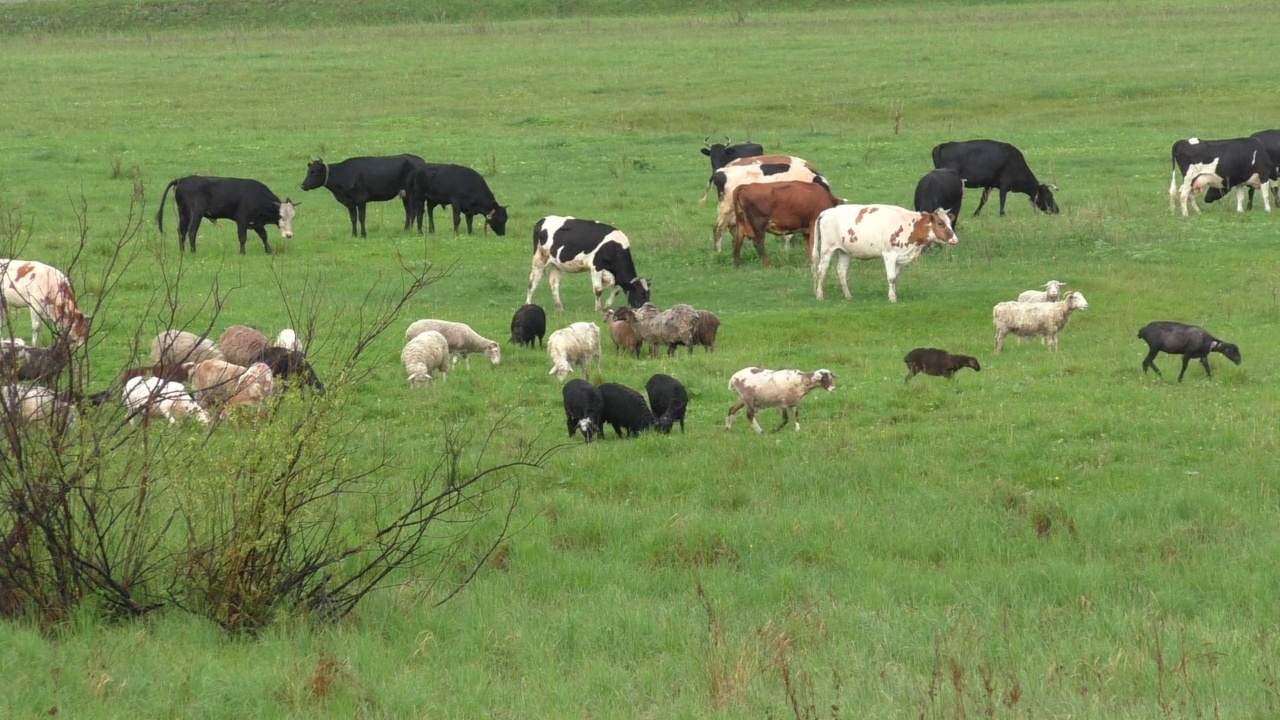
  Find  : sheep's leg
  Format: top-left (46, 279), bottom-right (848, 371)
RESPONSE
top-left (994, 328), bottom-right (1008, 354)
top-left (1177, 355), bottom-right (1192, 382)
top-left (904, 367), bottom-right (916, 384)
top-left (1199, 356), bottom-right (1213, 378)
top-left (837, 254), bottom-right (852, 300)
top-left (792, 405), bottom-right (802, 431)
top-left (748, 407), bottom-right (763, 434)
top-left (882, 255), bottom-right (900, 303)
top-left (775, 409), bottom-right (790, 432)
top-left (548, 267), bottom-right (565, 311)
top-left (1141, 348), bottom-right (1161, 375)
top-left (1047, 333), bottom-right (1059, 352)
top-left (725, 400), bottom-right (745, 429)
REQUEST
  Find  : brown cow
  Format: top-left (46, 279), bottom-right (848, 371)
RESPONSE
top-left (729, 181), bottom-right (842, 267)
top-left (708, 155), bottom-right (829, 252)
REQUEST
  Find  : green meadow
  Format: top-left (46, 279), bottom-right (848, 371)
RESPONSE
top-left (1, 0), bottom-right (1279, 717)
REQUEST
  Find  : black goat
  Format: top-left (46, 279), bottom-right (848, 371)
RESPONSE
top-left (562, 378), bottom-right (603, 443)
top-left (597, 382), bottom-right (655, 438)
top-left (1137, 321), bottom-right (1241, 381)
top-left (645, 373), bottom-right (688, 434)
top-left (903, 348), bottom-right (981, 383)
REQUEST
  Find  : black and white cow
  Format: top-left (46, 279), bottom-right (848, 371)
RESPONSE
top-left (526, 216), bottom-right (651, 312)
top-left (913, 168), bottom-right (965, 230)
top-left (700, 136), bottom-right (764, 185)
top-left (157, 176), bottom-right (297, 254)
top-left (1168, 137), bottom-right (1274, 216)
top-left (406, 163), bottom-right (508, 236)
top-left (931, 140), bottom-right (1058, 217)
top-left (299, 154), bottom-right (426, 238)
top-left (1235, 130), bottom-right (1280, 210)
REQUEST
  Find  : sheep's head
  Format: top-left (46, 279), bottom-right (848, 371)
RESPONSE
top-left (409, 372), bottom-right (433, 388)
top-left (959, 355), bottom-right (981, 372)
top-left (1043, 280), bottom-right (1065, 301)
top-left (1210, 341), bottom-right (1242, 365)
top-left (811, 369), bottom-right (836, 392)
top-left (1065, 291), bottom-right (1088, 310)
top-left (485, 342), bottom-right (502, 367)
top-left (550, 363), bottom-right (572, 382)
top-left (577, 417), bottom-right (598, 442)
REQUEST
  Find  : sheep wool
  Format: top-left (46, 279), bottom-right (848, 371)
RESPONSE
top-left (993, 291), bottom-right (1089, 353)
top-left (402, 331), bottom-right (450, 387)
top-left (405, 319), bottom-right (501, 368)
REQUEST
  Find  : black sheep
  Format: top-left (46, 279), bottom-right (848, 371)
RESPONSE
top-left (597, 382), bottom-right (655, 438)
top-left (645, 373), bottom-right (688, 434)
top-left (248, 347), bottom-right (326, 395)
top-left (1137, 321), bottom-right (1241, 381)
top-left (903, 347), bottom-right (981, 383)
top-left (0, 336), bottom-right (74, 384)
top-left (510, 304), bottom-right (547, 349)
top-left (562, 378), bottom-right (603, 443)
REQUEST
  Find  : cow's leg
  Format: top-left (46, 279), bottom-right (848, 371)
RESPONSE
top-left (187, 216), bottom-right (202, 253)
top-left (346, 205), bottom-right (359, 237)
top-left (732, 231), bottom-right (744, 268)
top-left (751, 216), bottom-right (769, 267)
top-left (357, 204), bottom-right (368, 238)
top-left (837, 254), bottom-right (852, 300)
top-left (526, 258), bottom-right (547, 306)
top-left (882, 255), bottom-right (900, 303)
top-left (713, 203), bottom-right (730, 253)
top-left (28, 307), bottom-right (42, 347)
top-left (973, 188), bottom-right (993, 217)
top-left (177, 205), bottom-right (192, 252)
top-left (813, 249), bottom-right (833, 300)
top-left (590, 271), bottom-right (606, 312)
top-left (1262, 181), bottom-right (1273, 212)
top-left (1236, 186), bottom-right (1247, 212)
top-left (548, 267), bottom-right (565, 311)
top-left (1247, 187), bottom-right (1256, 211)
top-left (401, 194), bottom-right (414, 232)
top-left (752, 231), bottom-right (769, 268)
top-left (255, 226), bottom-right (272, 254)
top-left (997, 189), bottom-right (1010, 217)
top-left (426, 203), bottom-right (438, 234)
top-left (725, 400), bottom-right (745, 430)
top-left (1169, 170), bottom-right (1181, 214)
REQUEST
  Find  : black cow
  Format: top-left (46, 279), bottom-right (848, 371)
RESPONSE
top-left (526, 216), bottom-right (651, 312)
top-left (157, 176), bottom-right (297, 254)
top-left (701, 136), bottom-right (764, 175)
top-left (299, 154), bottom-right (425, 238)
top-left (406, 163), bottom-right (508, 236)
top-left (931, 140), bottom-right (1058, 217)
top-left (913, 168), bottom-right (965, 229)
top-left (1168, 137), bottom-right (1274, 215)
top-left (1239, 129), bottom-right (1280, 209)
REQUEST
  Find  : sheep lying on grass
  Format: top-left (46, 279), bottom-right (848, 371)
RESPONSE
top-left (402, 330), bottom-right (450, 387)
top-left (1137, 321), bottom-right (1241, 381)
top-left (992, 291), bottom-right (1088, 353)
top-left (0, 383), bottom-right (77, 427)
top-left (547, 322), bottom-right (601, 382)
top-left (248, 347), bottom-right (325, 395)
top-left (123, 376), bottom-right (209, 426)
top-left (218, 325), bottom-right (270, 366)
top-left (726, 367), bottom-right (835, 433)
top-left (151, 330), bottom-right (224, 367)
top-left (645, 373), bottom-right (688, 434)
top-left (598, 382), bottom-right (655, 438)
top-left (191, 359), bottom-right (250, 405)
top-left (405, 319), bottom-right (501, 368)
top-left (903, 348), bottom-right (981, 383)
top-left (561, 378), bottom-right (603, 442)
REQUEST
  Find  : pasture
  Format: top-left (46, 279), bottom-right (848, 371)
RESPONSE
top-left (2, 1), bottom-right (1279, 717)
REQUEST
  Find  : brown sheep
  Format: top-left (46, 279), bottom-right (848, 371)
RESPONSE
top-left (903, 348), bottom-right (981, 383)
top-left (603, 309), bottom-right (643, 357)
top-left (218, 325), bottom-right (270, 367)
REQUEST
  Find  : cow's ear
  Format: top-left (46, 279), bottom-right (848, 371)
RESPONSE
top-left (700, 148), bottom-right (711, 157)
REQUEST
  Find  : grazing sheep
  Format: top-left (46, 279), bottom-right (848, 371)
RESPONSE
top-left (218, 325), bottom-right (269, 366)
top-left (191, 359), bottom-right (250, 405)
top-left (405, 319), bottom-right (501, 368)
top-left (150, 330), bottom-right (224, 367)
top-left (603, 309), bottom-right (643, 357)
top-left (401, 331), bottom-right (450, 387)
top-left (123, 376), bottom-right (210, 426)
top-left (1137, 321), bottom-right (1241, 381)
top-left (119, 362), bottom-right (195, 385)
top-left (726, 367), bottom-right (835, 433)
top-left (0, 335), bottom-right (74, 383)
top-left (612, 302), bottom-right (700, 357)
top-left (0, 383), bottom-right (77, 427)
top-left (274, 328), bottom-right (303, 353)
top-left (509, 304), bottom-right (547, 349)
top-left (1016, 280), bottom-right (1065, 304)
top-left (903, 348), bottom-right (981, 383)
top-left (247, 347), bottom-right (325, 394)
top-left (561, 378), bottom-right (603, 442)
top-left (993, 291), bottom-right (1089, 353)
top-left (645, 373), bottom-right (689, 434)
top-left (547, 322), bottom-right (602, 382)
top-left (694, 310), bottom-right (721, 352)
top-left (597, 382), bottom-right (655, 438)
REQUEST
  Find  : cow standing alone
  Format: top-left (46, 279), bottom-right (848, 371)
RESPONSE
top-left (932, 140), bottom-right (1058, 217)
top-left (299, 155), bottom-right (425, 238)
top-left (526, 216), bottom-right (651, 312)
top-left (1168, 137), bottom-right (1274, 215)
top-left (157, 176), bottom-right (297, 254)
top-left (811, 205), bottom-right (958, 303)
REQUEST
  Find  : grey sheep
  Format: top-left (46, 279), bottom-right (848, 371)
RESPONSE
top-left (613, 302), bottom-right (700, 357)
top-left (151, 330), bottom-right (224, 367)
top-left (218, 325), bottom-right (270, 367)
top-left (1137, 321), bottom-right (1241, 381)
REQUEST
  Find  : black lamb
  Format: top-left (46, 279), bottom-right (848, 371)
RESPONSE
top-left (248, 347), bottom-right (326, 394)
top-left (0, 335), bottom-right (75, 384)
top-left (562, 378), bottom-right (603, 443)
top-left (1137, 321), bottom-right (1241, 381)
top-left (597, 382), bottom-right (655, 438)
top-left (510, 304), bottom-right (547, 349)
top-left (903, 347), bottom-right (981, 383)
top-left (645, 373), bottom-right (688, 434)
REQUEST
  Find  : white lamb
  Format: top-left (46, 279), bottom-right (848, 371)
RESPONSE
top-left (275, 328), bottom-right (303, 353)
top-left (725, 367), bottom-right (836, 433)
top-left (1017, 280), bottom-right (1065, 303)
top-left (402, 331), bottom-right (451, 387)
top-left (547, 322), bottom-right (602, 382)
top-left (191, 359), bottom-right (250, 405)
top-left (219, 362), bottom-right (276, 419)
top-left (404, 319), bottom-right (501, 368)
top-left (0, 383), bottom-right (77, 426)
top-left (123, 376), bottom-right (210, 425)
top-left (993, 291), bottom-right (1089, 353)
top-left (150, 330), bottom-right (224, 367)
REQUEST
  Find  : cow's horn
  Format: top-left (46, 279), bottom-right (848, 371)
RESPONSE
top-left (1046, 183), bottom-right (1059, 192)
top-left (723, 135), bottom-right (731, 145)
top-left (703, 135), bottom-right (711, 147)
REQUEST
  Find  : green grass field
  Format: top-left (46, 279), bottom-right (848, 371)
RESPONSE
top-left (2, 1), bottom-right (1279, 717)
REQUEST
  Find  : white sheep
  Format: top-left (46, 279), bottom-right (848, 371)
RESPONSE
top-left (0, 383), bottom-right (77, 426)
top-left (150, 330), bottom-right (225, 367)
top-left (219, 362), bottom-right (276, 419)
top-left (123, 376), bottom-right (210, 425)
top-left (191, 359), bottom-right (250, 405)
top-left (402, 331), bottom-right (450, 387)
top-left (993, 291), bottom-right (1089, 353)
top-left (1017, 280), bottom-right (1065, 303)
top-left (404, 319), bottom-right (501, 368)
top-left (547, 322), bottom-right (601, 382)
top-left (275, 328), bottom-right (303, 353)
top-left (725, 367), bottom-right (836, 433)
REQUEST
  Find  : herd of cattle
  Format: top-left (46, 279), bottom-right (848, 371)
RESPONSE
top-left (0, 128), bottom-right (1260, 437)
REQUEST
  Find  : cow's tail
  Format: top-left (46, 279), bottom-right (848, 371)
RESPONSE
top-left (699, 175), bottom-right (713, 206)
top-left (809, 212), bottom-right (824, 268)
top-left (156, 178), bottom-right (179, 234)
top-left (931, 144), bottom-right (944, 169)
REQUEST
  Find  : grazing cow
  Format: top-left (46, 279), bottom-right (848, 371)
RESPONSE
top-left (932, 140), bottom-right (1058, 217)
top-left (913, 168), bottom-right (965, 229)
top-left (1, 259), bottom-right (90, 347)
top-left (527, 216), bottom-right (651, 312)
top-left (157, 176), bottom-right (298, 255)
top-left (1243, 129), bottom-right (1280, 208)
top-left (811, 205), bottom-right (958, 303)
top-left (729, 181), bottom-right (842, 267)
top-left (709, 155), bottom-right (829, 251)
top-left (700, 136), bottom-right (764, 192)
top-left (406, 163), bottom-right (508, 236)
top-left (1169, 137), bottom-right (1274, 215)
top-left (299, 154), bottom-right (426, 238)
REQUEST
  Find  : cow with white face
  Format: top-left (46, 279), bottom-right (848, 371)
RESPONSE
top-left (158, 176), bottom-right (298, 254)
top-left (1169, 137), bottom-right (1274, 216)
top-left (527, 216), bottom-right (651, 312)
top-left (811, 205), bottom-right (958, 303)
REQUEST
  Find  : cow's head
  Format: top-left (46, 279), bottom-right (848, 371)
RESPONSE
top-left (701, 140), bottom-right (730, 170)
top-left (278, 198), bottom-right (298, 239)
top-left (1032, 184), bottom-right (1059, 214)
top-left (625, 278), bottom-right (651, 308)
top-left (911, 209), bottom-right (959, 246)
top-left (486, 205), bottom-right (509, 236)
top-left (300, 160), bottom-right (327, 191)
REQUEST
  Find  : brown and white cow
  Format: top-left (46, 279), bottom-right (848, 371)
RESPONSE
top-left (729, 181), bottom-right (842, 267)
top-left (810, 205), bottom-right (957, 303)
top-left (1, 259), bottom-right (89, 346)
top-left (708, 155), bottom-right (829, 252)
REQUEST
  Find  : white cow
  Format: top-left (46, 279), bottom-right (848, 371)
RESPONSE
top-left (811, 205), bottom-right (957, 303)
top-left (1, 259), bottom-right (90, 346)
